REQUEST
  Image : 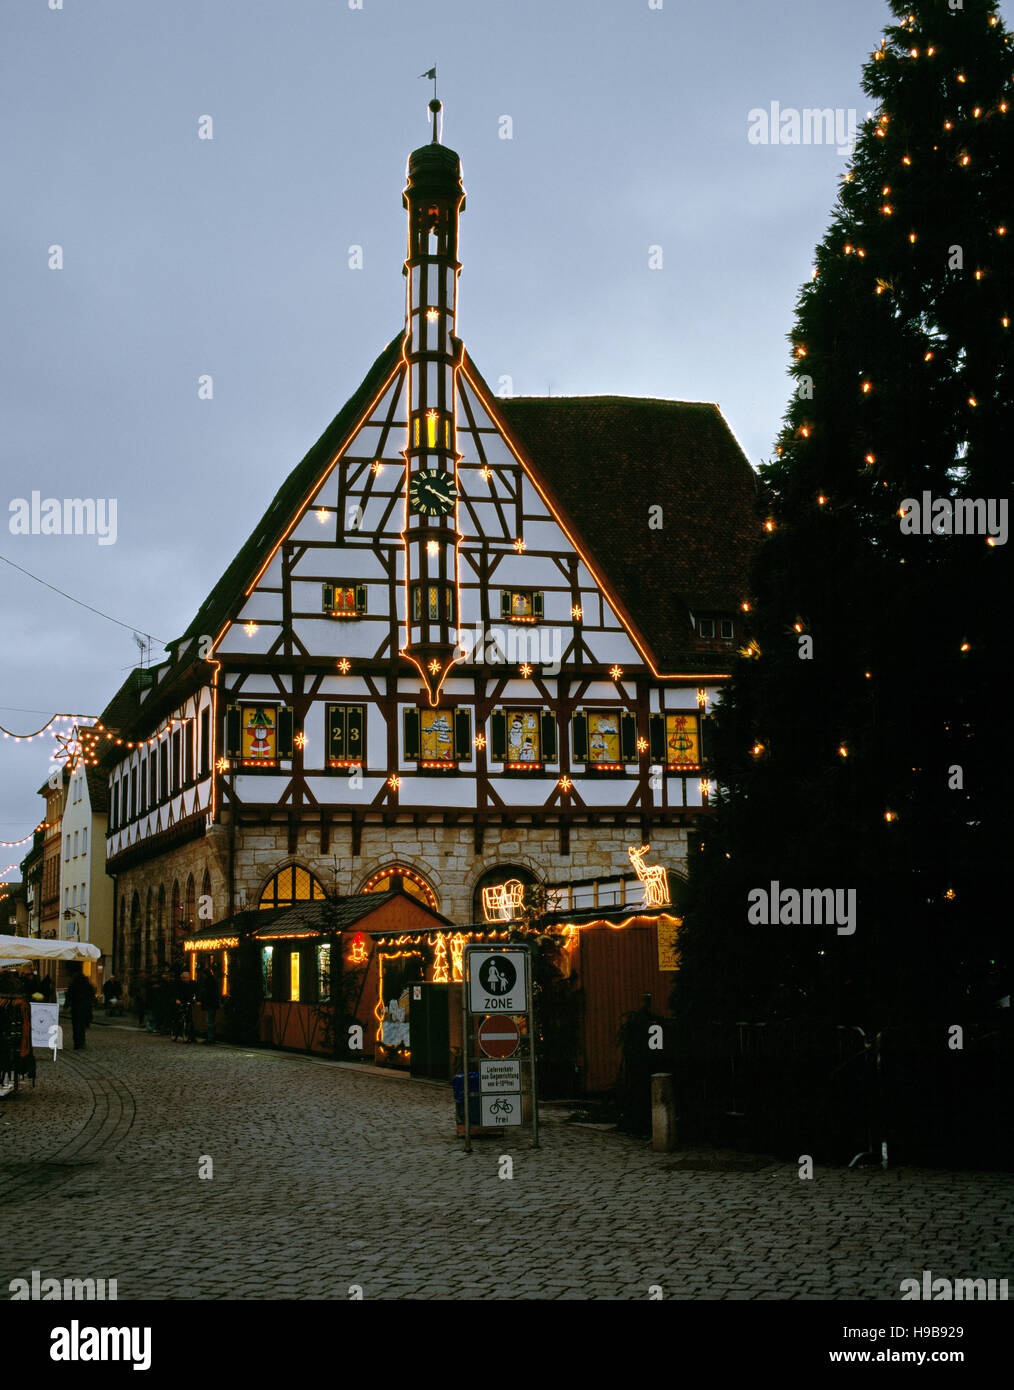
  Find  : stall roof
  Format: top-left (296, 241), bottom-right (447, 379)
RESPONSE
top-left (184, 891), bottom-right (453, 949)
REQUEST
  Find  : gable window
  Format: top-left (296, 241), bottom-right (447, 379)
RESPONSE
top-left (500, 590), bottom-right (543, 622)
top-left (403, 707), bottom-right (472, 768)
top-left (225, 704), bottom-right (295, 767)
top-left (139, 757), bottom-right (147, 814)
top-left (200, 707), bottom-right (211, 777)
top-left (259, 864), bottom-right (327, 910)
top-left (649, 712), bottom-right (702, 771)
top-left (322, 582), bottom-right (366, 618)
top-left (490, 708), bottom-right (558, 770)
top-left (326, 704), bottom-right (365, 768)
top-left (172, 730), bottom-right (182, 790)
top-left (363, 866), bottom-right (438, 909)
top-left (571, 710), bottom-right (638, 769)
top-left (184, 720), bottom-right (195, 783)
top-left (411, 582), bottom-right (456, 624)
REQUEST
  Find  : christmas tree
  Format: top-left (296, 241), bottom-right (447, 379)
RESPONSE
top-left (675, 0), bottom-right (1013, 1051)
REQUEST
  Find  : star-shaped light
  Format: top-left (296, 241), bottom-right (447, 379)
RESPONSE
top-left (316, 508), bottom-right (328, 524)
top-left (480, 466), bottom-right (492, 481)
top-left (519, 663), bottom-right (532, 678)
top-left (244, 622), bottom-right (258, 637)
top-left (513, 538), bottom-right (526, 552)
top-left (697, 688), bottom-right (708, 708)
top-left (571, 605), bottom-right (582, 620)
top-left (636, 736), bottom-right (648, 753)
top-left (609, 665), bottom-right (623, 680)
top-left (337, 658), bottom-right (351, 674)
top-left (427, 540), bottom-right (439, 556)
top-left (372, 460), bottom-right (383, 475)
top-left (428, 659), bottom-right (441, 674)
top-left (388, 775), bottom-right (401, 791)
top-left (294, 732), bottom-right (307, 750)
top-left (558, 776), bottom-right (573, 792)
top-left (426, 307), bottom-right (439, 322)
top-left (474, 734), bottom-right (486, 749)
top-left (215, 757), bottom-right (229, 774)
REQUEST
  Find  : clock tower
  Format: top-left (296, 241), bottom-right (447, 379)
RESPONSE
top-left (400, 99), bottom-right (466, 705)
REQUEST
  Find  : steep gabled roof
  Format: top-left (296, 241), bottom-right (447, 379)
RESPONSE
top-left (494, 391), bottom-right (760, 673)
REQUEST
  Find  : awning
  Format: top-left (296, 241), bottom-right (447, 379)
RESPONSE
top-left (0, 935), bottom-right (101, 962)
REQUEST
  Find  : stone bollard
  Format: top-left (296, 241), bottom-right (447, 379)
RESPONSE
top-left (651, 1073), bottom-right (677, 1152)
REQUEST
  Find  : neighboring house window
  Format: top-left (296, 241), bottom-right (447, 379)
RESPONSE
top-left (571, 710), bottom-right (639, 768)
top-left (326, 705), bottom-right (365, 768)
top-left (322, 582), bottom-right (366, 618)
top-left (489, 708), bottom-right (558, 769)
top-left (172, 730), bottom-right (181, 790)
top-left (139, 757), bottom-right (146, 813)
top-left (720, 618), bottom-right (735, 639)
top-left (129, 769), bottom-right (137, 820)
top-left (184, 720), bottom-right (194, 783)
top-left (499, 590), bottom-right (543, 622)
top-left (698, 618), bottom-right (715, 638)
top-left (159, 742), bottom-right (168, 801)
top-left (402, 707), bottom-right (472, 767)
top-left (73, 831), bottom-right (79, 857)
top-left (65, 835), bottom-right (70, 861)
top-left (81, 826), bottom-right (88, 856)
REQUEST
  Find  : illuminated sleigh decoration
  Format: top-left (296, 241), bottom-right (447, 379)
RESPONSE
top-left (481, 878), bottom-right (526, 923)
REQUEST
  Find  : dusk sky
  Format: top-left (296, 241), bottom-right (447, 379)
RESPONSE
top-left (2, 0), bottom-right (991, 847)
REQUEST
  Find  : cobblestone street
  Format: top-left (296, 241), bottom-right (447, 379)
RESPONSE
top-left (2, 1023), bottom-right (1012, 1301)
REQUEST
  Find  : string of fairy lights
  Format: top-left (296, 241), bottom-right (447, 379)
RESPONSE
top-left (745, 11), bottom-right (1007, 831)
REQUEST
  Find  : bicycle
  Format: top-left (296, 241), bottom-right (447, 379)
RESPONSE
top-left (170, 1000), bottom-right (196, 1043)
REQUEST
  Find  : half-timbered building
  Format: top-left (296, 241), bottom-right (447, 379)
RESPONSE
top-left (100, 109), bottom-right (758, 1082)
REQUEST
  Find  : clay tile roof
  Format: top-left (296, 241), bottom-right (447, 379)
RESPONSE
top-left (495, 392), bottom-right (761, 674)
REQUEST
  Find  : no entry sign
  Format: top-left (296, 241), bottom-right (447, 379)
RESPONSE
top-left (477, 1014), bottom-right (520, 1059)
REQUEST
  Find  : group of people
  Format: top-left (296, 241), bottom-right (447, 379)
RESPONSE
top-left (130, 966), bottom-right (222, 1044)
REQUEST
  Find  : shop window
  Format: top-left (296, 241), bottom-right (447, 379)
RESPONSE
top-left (289, 952), bottom-right (300, 1003)
top-left (489, 708), bottom-right (557, 769)
top-left (322, 582), bottom-right (366, 618)
top-left (317, 944), bottom-right (332, 1001)
top-left (261, 946), bottom-right (273, 996)
top-left (571, 709), bottom-right (638, 769)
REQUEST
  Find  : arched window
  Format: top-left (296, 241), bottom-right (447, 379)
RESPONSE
top-left (184, 875), bottom-right (196, 932)
top-left (258, 864), bottom-right (327, 910)
top-left (144, 888), bottom-right (153, 972)
top-left (171, 881), bottom-right (181, 958)
top-left (472, 865), bottom-right (539, 923)
top-left (361, 865), bottom-right (437, 910)
top-left (118, 898), bottom-right (126, 977)
top-left (129, 892), bottom-right (141, 972)
top-left (201, 869), bottom-right (212, 918)
top-left (156, 885), bottom-right (166, 968)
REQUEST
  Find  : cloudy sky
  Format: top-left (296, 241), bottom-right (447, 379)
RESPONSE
top-left (1, 0), bottom-right (963, 848)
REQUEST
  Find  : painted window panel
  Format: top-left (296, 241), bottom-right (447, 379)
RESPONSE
top-left (327, 704), bottom-right (365, 767)
top-left (664, 713), bottom-right (701, 770)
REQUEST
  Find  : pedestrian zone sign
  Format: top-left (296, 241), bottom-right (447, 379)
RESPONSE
top-left (467, 948), bottom-right (528, 1013)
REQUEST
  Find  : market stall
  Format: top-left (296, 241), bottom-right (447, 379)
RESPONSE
top-left (0, 937), bottom-right (101, 1097)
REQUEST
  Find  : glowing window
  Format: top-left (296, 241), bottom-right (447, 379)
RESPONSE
top-left (259, 865), bottom-right (328, 910)
top-left (362, 867), bottom-right (437, 910)
top-left (289, 952), bottom-right (300, 1002)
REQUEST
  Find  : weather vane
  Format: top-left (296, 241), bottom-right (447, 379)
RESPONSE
top-left (419, 65), bottom-right (440, 141)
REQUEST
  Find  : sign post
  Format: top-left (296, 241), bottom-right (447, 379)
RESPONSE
top-left (462, 943), bottom-right (539, 1152)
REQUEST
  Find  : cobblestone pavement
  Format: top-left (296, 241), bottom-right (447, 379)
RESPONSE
top-left (1, 1023), bottom-right (1012, 1301)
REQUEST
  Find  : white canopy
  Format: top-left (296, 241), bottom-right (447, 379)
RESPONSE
top-left (0, 935), bottom-right (101, 963)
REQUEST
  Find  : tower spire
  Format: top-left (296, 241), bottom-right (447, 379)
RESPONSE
top-left (400, 112), bottom-right (465, 705)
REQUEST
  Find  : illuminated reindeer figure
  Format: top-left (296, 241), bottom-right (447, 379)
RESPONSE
top-left (628, 844), bottom-right (670, 909)
top-left (481, 878), bottom-right (526, 923)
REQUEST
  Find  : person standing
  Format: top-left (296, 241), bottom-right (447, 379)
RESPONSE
top-left (64, 963), bottom-right (95, 1051)
top-left (196, 965), bottom-right (221, 1044)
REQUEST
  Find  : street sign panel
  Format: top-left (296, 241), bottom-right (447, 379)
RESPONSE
top-left (480, 1058), bottom-right (522, 1092)
top-left (477, 1014), bottom-right (521, 1059)
top-left (480, 1092), bottom-right (522, 1126)
top-left (467, 948), bottom-right (528, 1013)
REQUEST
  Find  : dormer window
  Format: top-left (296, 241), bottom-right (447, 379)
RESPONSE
top-left (500, 590), bottom-right (543, 622)
top-left (323, 583), bottom-right (366, 619)
top-left (698, 618), bottom-right (715, 638)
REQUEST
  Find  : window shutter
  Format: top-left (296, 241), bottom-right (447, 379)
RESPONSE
top-left (327, 705), bottom-right (344, 758)
top-left (697, 713), bottom-right (707, 770)
top-left (500, 591), bottom-right (512, 618)
top-left (347, 705), bottom-right (364, 762)
top-left (649, 712), bottom-right (666, 763)
top-left (225, 707), bottom-right (240, 758)
top-left (621, 711), bottom-right (637, 762)
top-left (454, 709), bottom-right (471, 761)
top-left (540, 711), bottom-right (557, 762)
top-left (491, 709), bottom-right (507, 762)
top-left (404, 708), bottom-right (420, 760)
top-left (355, 584), bottom-right (367, 615)
top-left (571, 711), bottom-right (588, 762)
top-left (322, 582), bottom-right (334, 614)
top-left (533, 591), bottom-right (544, 620)
top-left (277, 707), bottom-right (294, 759)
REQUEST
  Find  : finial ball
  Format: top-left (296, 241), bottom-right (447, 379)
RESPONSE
top-left (429, 98), bottom-right (442, 114)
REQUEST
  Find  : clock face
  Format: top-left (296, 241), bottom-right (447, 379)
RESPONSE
top-left (409, 468), bottom-right (458, 516)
